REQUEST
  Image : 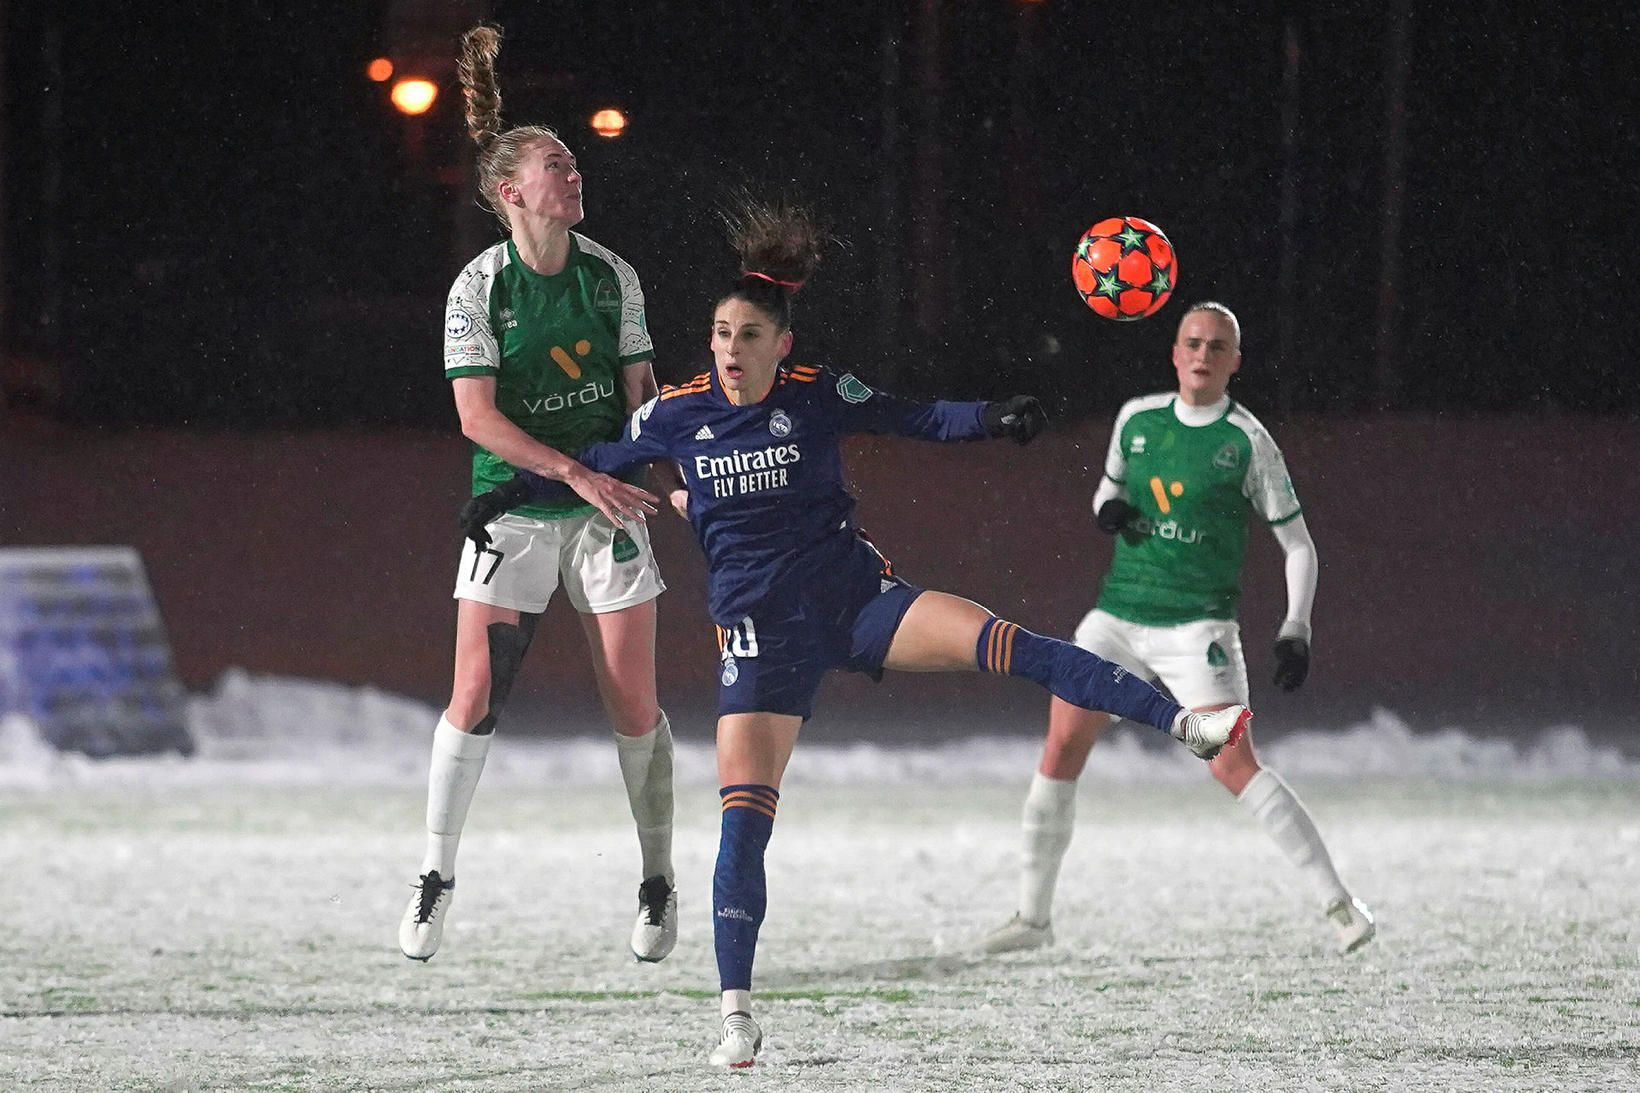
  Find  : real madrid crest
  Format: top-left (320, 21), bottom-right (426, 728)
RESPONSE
top-left (769, 409), bottom-right (792, 437)
top-left (721, 654), bottom-right (740, 686)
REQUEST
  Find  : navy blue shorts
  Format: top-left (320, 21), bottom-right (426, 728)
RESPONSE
top-left (713, 538), bottom-right (924, 721)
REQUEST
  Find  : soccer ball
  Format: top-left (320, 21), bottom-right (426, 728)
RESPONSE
top-left (1071, 217), bottom-right (1177, 321)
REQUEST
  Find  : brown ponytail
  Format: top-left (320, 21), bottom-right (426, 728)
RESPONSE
top-left (717, 193), bottom-right (829, 329)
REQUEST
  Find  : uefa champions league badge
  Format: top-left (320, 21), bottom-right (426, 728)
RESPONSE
top-left (444, 307), bottom-right (475, 340)
top-left (721, 654), bottom-right (740, 686)
top-left (768, 409), bottom-right (792, 438)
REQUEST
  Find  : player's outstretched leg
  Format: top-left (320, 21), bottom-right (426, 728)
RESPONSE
top-left (1173, 705), bottom-right (1252, 759)
top-left (400, 714), bottom-right (492, 960)
top-left (615, 711), bottom-right (677, 962)
top-left (1236, 767), bottom-right (1375, 952)
top-left (975, 617), bottom-right (1248, 759)
top-left (710, 784), bottom-right (778, 1066)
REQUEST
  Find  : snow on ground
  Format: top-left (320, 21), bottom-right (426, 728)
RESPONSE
top-left (3, 668), bottom-right (1635, 792)
top-left (2, 673), bottom-right (1637, 1090)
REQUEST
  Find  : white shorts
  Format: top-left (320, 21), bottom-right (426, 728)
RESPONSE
top-left (1071, 609), bottom-right (1249, 710)
top-left (453, 510), bottom-right (665, 615)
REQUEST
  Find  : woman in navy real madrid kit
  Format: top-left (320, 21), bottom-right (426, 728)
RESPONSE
top-left (460, 195), bottom-right (1252, 1068)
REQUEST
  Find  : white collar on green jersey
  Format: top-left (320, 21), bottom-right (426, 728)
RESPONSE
top-left (1172, 394), bottom-right (1231, 427)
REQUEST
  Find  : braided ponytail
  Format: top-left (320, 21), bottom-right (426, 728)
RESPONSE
top-left (457, 23), bottom-right (561, 231)
top-left (457, 24), bottom-right (504, 150)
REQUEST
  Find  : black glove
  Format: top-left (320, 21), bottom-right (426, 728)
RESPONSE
top-left (459, 476), bottom-right (534, 549)
top-left (1095, 498), bottom-right (1138, 535)
top-left (1272, 637), bottom-right (1310, 692)
top-left (981, 395), bottom-right (1047, 445)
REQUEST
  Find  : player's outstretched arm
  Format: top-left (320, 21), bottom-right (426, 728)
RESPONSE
top-left (461, 457), bottom-right (659, 549)
top-left (453, 376), bottom-right (656, 529)
top-left (832, 369), bottom-right (1045, 445)
top-left (979, 396), bottom-right (1047, 445)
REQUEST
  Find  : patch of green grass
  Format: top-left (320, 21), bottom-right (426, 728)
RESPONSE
top-left (511, 987), bottom-right (915, 1004)
top-left (21, 986), bottom-right (101, 1014)
top-left (515, 989), bottom-right (709, 1002)
top-left (758, 988), bottom-right (916, 1004)
top-left (1076, 978), bottom-right (1152, 993)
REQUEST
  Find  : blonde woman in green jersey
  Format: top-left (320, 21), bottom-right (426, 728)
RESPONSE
top-left (979, 302), bottom-right (1376, 956)
top-left (398, 24), bottom-right (679, 966)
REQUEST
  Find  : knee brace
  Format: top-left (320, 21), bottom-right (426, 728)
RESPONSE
top-left (473, 612), bottom-right (539, 735)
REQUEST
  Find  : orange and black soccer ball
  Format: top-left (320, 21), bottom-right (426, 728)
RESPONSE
top-left (1071, 217), bottom-right (1177, 321)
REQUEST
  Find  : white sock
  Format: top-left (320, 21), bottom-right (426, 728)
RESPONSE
top-left (1237, 768), bottom-right (1350, 907)
top-left (1018, 772), bottom-right (1078, 926)
top-left (420, 715), bottom-right (493, 878)
top-left (721, 989), bottom-right (752, 1019)
top-left (614, 710), bottom-right (675, 882)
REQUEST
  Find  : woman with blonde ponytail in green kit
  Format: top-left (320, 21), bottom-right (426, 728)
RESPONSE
top-left (397, 23), bottom-right (680, 967)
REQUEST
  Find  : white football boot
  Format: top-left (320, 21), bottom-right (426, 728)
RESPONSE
top-left (1325, 896), bottom-right (1377, 954)
top-left (630, 875), bottom-right (678, 963)
top-left (1171, 705), bottom-right (1251, 760)
top-left (398, 870), bottom-right (455, 961)
top-left (708, 1011), bottom-right (763, 1068)
top-left (975, 913), bottom-right (1054, 955)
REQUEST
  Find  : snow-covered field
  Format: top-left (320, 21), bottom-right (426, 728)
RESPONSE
top-left (3, 674), bottom-right (1638, 1091)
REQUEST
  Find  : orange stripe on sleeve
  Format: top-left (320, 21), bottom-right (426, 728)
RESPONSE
top-left (661, 381), bottom-right (710, 401)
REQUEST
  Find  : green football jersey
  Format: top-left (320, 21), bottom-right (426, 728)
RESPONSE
top-left (443, 233), bottom-right (654, 519)
top-left (1096, 394), bottom-right (1302, 626)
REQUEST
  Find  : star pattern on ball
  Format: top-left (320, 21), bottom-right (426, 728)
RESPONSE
top-left (1072, 217), bottom-right (1176, 320)
top-left (1115, 224), bottom-right (1148, 253)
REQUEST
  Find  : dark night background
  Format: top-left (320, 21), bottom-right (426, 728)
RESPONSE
top-left (2, 2), bottom-right (1638, 741)
top-left (6, 1), bottom-right (1637, 420)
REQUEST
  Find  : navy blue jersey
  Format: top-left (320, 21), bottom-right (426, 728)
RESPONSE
top-left (519, 364), bottom-right (989, 625)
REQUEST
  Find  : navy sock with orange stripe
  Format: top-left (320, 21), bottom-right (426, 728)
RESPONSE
top-left (714, 784), bottom-right (778, 992)
top-left (976, 617), bottom-right (1182, 733)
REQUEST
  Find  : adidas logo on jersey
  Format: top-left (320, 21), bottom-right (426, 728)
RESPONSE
top-left (695, 425), bottom-right (716, 440)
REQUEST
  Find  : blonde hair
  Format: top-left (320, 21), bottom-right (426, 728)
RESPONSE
top-left (458, 24), bottom-right (561, 230)
top-left (1182, 300), bottom-right (1242, 349)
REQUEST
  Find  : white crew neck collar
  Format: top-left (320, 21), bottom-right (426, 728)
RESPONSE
top-left (1172, 395), bottom-right (1230, 427)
